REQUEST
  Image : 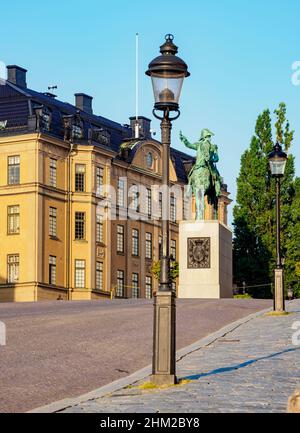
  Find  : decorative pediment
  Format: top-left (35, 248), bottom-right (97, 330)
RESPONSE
top-left (130, 140), bottom-right (178, 182)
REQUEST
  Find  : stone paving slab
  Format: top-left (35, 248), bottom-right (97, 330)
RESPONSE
top-left (59, 300), bottom-right (300, 413)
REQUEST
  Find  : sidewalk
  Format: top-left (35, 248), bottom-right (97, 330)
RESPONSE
top-left (39, 300), bottom-right (300, 413)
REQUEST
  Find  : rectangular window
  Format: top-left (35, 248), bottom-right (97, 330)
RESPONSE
top-left (50, 158), bottom-right (57, 187)
top-left (75, 260), bottom-right (85, 288)
top-left (132, 273), bottom-right (139, 298)
top-left (116, 270), bottom-right (125, 298)
top-left (145, 276), bottom-right (152, 299)
top-left (170, 194), bottom-right (176, 222)
top-left (7, 205), bottom-right (20, 235)
top-left (147, 188), bottom-right (152, 218)
top-left (131, 184), bottom-right (139, 212)
top-left (96, 166), bottom-right (104, 196)
top-left (170, 239), bottom-right (176, 260)
top-left (8, 155), bottom-right (20, 185)
top-left (145, 232), bottom-right (152, 259)
top-left (117, 178), bottom-right (125, 207)
top-left (49, 255), bottom-right (56, 285)
top-left (183, 194), bottom-right (189, 221)
top-left (75, 164), bottom-right (85, 192)
top-left (117, 225), bottom-right (124, 253)
top-left (49, 207), bottom-right (57, 237)
top-left (75, 212), bottom-right (85, 240)
top-left (96, 262), bottom-right (103, 291)
top-left (132, 228), bottom-right (139, 256)
top-left (7, 254), bottom-right (19, 283)
top-left (96, 214), bottom-right (104, 243)
top-left (159, 192), bottom-right (163, 219)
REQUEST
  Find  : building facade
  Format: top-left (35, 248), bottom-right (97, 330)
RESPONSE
top-left (0, 65), bottom-right (231, 302)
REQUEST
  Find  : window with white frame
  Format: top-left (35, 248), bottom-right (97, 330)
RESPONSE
top-left (96, 262), bottom-right (103, 291)
top-left (117, 178), bottom-right (125, 207)
top-left (7, 205), bottom-right (20, 235)
top-left (131, 184), bottom-right (139, 212)
top-left (132, 273), bottom-right (139, 298)
top-left (159, 192), bottom-right (163, 219)
top-left (145, 276), bottom-right (152, 299)
top-left (117, 225), bottom-right (124, 253)
top-left (96, 166), bottom-right (104, 196)
top-left (96, 214), bottom-right (104, 243)
top-left (50, 158), bottom-right (57, 187)
top-left (145, 232), bottom-right (152, 259)
top-left (116, 270), bottom-right (125, 298)
top-left (8, 156), bottom-right (20, 185)
top-left (75, 260), bottom-right (85, 288)
top-left (49, 255), bottom-right (56, 285)
top-left (170, 194), bottom-right (176, 222)
top-left (75, 212), bottom-right (85, 240)
top-left (170, 239), bottom-right (176, 261)
top-left (75, 164), bottom-right (85, 192)
top-left (7, 254), bottom-right (19, 283)
top-left (147, 188), bottom-right (152, 218)
top-left (49, 207), bottom-right (57, 237)
top-left (132, 228), bottom-right (139, 256)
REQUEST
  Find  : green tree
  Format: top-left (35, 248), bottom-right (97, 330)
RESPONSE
top-left (233, 103), bottom-right (300, 298)
top-left (151, 260), bottom-right (179, 282)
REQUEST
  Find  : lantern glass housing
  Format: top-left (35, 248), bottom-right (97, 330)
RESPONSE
top-left (151, 71), bottom-right (185, 109)
top-left (146, 34), bottom-right (190, 111)
top-left (268, 143), bottom-right (288, 177)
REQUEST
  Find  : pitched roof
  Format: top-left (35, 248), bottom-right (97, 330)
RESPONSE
top-left (0, 79), bottom-right (194, 181)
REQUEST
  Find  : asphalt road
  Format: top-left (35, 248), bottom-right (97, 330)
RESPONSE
top-left (0, 298), bottom-right (271, 412)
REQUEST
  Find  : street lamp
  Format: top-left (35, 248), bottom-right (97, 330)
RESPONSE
top-left (268, 142), bottom-right (288, 312)
top-left (146, 34), bottom-right (190, 385)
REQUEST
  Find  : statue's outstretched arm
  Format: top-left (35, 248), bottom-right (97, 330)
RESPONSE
top-left (179, 131), bottom-right (197, 150)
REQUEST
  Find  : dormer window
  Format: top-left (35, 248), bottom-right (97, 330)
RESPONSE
top-left (72, 112), bottom-right (84, 139)
top-left (0, 120), bottom-right (7, 130)
top-left (62, 112), bottom-right (84, 141)
top-left (72, 124), bottom-right (83, 140)
top-left (90, 127), bottom-right (111, 146)
top-left (34, 105), bottom-right (52, 132)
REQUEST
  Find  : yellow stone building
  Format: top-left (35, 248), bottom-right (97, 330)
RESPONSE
top-left (0, 65), bottom-right (231, 302)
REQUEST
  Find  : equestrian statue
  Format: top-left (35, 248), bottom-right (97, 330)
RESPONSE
top-left (179, 129), bottom-right (222, 220)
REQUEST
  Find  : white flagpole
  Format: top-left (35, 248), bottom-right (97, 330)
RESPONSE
top-left (135, 32), bottom-right (139, 139)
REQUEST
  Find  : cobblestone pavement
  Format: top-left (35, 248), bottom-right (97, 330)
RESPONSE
top-left (0, 298), bottom-right (270, 412)
top-left (61, 300), bottom-right (300, 413)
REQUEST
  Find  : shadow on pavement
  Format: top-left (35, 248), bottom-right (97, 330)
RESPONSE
top-left (182, 347), bottom-right (300, 381)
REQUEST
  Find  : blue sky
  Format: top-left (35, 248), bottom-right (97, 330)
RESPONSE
top-left (1, 0), bottom-right (300, 224)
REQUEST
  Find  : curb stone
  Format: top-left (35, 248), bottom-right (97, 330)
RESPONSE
top-left (29, 305), bottom-right (273, 413)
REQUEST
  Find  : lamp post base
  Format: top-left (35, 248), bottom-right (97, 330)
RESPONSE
top-left (151, 291), bottom-right (177, 386)
top-left (274, 267), bottom-right (285, 312)
top-left (150, 374), bottom-right (177, 386)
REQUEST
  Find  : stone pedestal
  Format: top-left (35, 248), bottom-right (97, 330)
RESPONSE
top-left (178, 220), bottom-right (233, 299)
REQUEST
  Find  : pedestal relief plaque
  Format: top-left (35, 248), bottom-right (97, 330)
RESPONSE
top-left (187, 237), bottom-right (210, 269)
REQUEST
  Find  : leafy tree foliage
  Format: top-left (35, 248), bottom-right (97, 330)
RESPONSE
top-left (151, 260), bottom-right (179, 282)
top-left (233, 103), bottom-right (300, 298)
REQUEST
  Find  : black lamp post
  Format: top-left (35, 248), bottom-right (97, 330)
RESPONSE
top-left (146, 34), bottom-right (189, 385)
top-left (268, 142), bottom-right (288, 312)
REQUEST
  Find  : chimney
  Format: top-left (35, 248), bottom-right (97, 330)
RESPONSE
top-left (129, 116), bottom-right (151, 139)
top-left (7, 65), bottom-right (27, 88)
top-left (75, 93), bottom-right (93, 115)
